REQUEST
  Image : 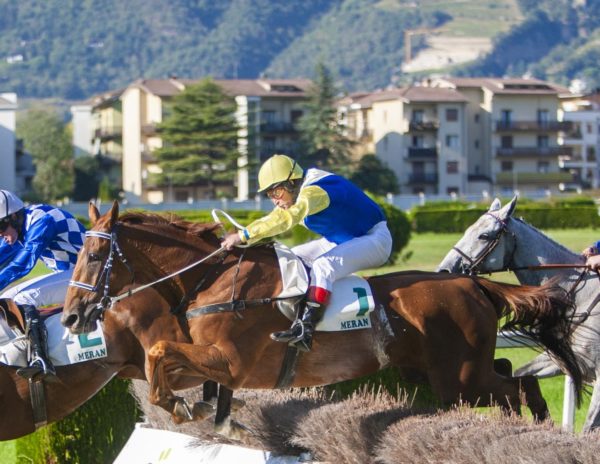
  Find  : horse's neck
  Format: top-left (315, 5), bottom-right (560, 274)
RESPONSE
top-left (511, 220), bottom-right (582, 286)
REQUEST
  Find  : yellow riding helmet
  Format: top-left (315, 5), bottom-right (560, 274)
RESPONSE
top-left (257, 154), bottom-right (304, 192)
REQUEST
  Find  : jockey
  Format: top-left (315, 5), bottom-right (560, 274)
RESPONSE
top-left (583, 242), bottom-right (600, 270)
top-left (0, 190), bottom-right (85, 380)
top-left (222, 154), bottom-right (393, 351)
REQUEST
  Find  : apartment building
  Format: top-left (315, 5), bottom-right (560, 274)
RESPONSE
top-left (434, 77), bottom-right (573, 195)
top-left (0, 93), bottom-right (17, 191)
top-left (342, 87), bottom-right (469, 195)
top-left (115, 77), bottom-right (311, 204)
top-left (558, 91), bottom-right (600, 190)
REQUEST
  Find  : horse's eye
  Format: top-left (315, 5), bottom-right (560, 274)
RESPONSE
top-left (88, 253), bottom-right (102, 262)
top-left (478, 233), bottom-right (491, 241)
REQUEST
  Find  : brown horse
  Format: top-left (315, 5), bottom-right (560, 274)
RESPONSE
top-left (0, 298), bottom-right (147, 440)
top-left (61, 201), bottom-right (583, 428)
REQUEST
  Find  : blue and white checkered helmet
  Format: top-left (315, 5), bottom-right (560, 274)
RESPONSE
top-left (0, 190), bottom-right (24, 220)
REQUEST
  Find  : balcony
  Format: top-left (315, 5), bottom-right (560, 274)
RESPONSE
top-left (496, 146), bottom-right (572, 158)
top-left (495, 120), bottom-right (573, 132)
top-left (408, 120), bottom-right (439, 132)
top-left (559, 154), bottom-right (596, 168)
top-left (94, 126), bottom-right (122, 140)
top-left (408, 173), bottom-right (438, 184)
top-left (495, 171), bottom-right (574, 185)
top-left (259, 121), bottom-right (297, 134)
top-left (407, 147), bottom-right (438, 159)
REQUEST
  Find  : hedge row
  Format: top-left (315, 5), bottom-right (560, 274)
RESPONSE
top-left (411, 201), bottom-right (600, 233)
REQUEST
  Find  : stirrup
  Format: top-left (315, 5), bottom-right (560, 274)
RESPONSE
top-left (17, 357), bottom-right (57, 382)
top-left (270, 320), bottom-right (305, 344)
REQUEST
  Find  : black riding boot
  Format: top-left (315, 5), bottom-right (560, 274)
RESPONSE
top-left (17, 305), bottom-right (57, 381)
top-left (270, 301), bottom-right (325, 352)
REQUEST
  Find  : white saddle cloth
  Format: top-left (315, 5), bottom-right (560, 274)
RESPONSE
top-left (274, 242), bottom-right (375, 333)
top-left (0, 312), bottom-right (108, 368)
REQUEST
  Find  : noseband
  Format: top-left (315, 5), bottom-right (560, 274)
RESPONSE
top-left (69, 226), bottom-right (227, 318)
top-left (451, 213), bottom-right (516, 275)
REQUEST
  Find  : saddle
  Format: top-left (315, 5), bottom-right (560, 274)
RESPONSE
top-left (273, 243), bottom-right (375, 332)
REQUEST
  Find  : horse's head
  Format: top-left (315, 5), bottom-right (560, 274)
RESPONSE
top-left (437, 196), bottom-right (518, 274)
top-left (62, 200), bottom-right (121, 334)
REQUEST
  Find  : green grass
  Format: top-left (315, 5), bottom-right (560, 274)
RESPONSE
top-left (363, 227), bottom-right (598, 431)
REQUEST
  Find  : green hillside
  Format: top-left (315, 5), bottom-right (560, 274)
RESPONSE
top-left (1, 0), bottom-right (599, 99)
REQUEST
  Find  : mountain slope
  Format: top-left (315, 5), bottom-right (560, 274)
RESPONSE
top-left (1, 0), bottom-right (600, 99)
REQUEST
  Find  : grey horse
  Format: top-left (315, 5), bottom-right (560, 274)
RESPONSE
top-left (437, 196), bottom-right (600, 432)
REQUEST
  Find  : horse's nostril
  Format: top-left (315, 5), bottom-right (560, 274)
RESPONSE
top-left (62, 313), bottom-right (78, 328)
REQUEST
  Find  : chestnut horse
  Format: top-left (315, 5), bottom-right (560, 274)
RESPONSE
top-left (61, 201), bottom-right (583, 427)
top-left (0, 298), bottom-right (146, 441)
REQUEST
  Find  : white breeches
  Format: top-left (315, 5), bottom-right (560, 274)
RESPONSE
top-left (0, 269), bottom-right (74, 307)
top-left (292, 221), bottom-right (392, 291)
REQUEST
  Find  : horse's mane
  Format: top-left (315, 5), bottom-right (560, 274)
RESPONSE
top-left (118, 211), bottom-right (223, 239)
top-left (513, 217), bottom-right (579, 257)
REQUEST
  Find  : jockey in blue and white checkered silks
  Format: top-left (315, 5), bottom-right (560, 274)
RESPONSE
top-left (0, 190), bottom-right (86, 380)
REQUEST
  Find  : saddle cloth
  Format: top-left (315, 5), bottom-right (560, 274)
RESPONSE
top-left (0, 312), bottom-right (108, 368)
top-left (274, 242), bottom-right (375, 332)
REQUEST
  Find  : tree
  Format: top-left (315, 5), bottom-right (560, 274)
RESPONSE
top-left (155, 78), bottom-right (239, 199)
top-left (297, 63), bottom-right (355, 175)
top-left (17, 107), bottom-right (74, 202)
top-left (350, 154), bottom-right (399, 195)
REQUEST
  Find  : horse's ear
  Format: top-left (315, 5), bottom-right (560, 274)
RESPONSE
top-left (489, 198), bottom-right (502, 212)
top-left (108, 200), bottom-right (119, 227)
top-left (88, 201), bottom-right (101, 226)
top-left (498, 196), bottom-right (518, 219)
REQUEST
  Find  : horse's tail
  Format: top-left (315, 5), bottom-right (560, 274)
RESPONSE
top-left (474, 276), bottom-right (583, 406)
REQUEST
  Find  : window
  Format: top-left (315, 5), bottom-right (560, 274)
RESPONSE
top-left (412, 161), bottom-right (425, 174)
top-left (588, 123), bottom-right (593, 134)
top-left (446, 108), bottom-right (458, 122)
top-left (262, 110), bottom-right (276, 123)
top-left (412, 135), bottom-right (424, 147)
top-left (474, 113), bottom-right (480, 123)
top-left (501, 136), bottom-right (513, 149)
top-left (500, 110), bottom-right (512, 124)
top-left (446, 161), bottom-right (458, 174)
top-left (501, 161), bottom-right (513, 172)
top-left (537, 109), bottom-right (549, 124)
top-left (537, 135), bottom-right (549, 148)
top-left (445, 134), bottom-right (459, 149)
top-left (412, 109), bottom-right (424, 123)
top-left (474, 139), bottom-right (480, 149)
top-left (537, 161), bottom-right (549, 173)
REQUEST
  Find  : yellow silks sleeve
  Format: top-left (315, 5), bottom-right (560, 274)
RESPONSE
top-left (239, 185), bottom-right (330, 244)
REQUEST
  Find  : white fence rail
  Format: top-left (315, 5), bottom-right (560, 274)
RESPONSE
top-left (496, 331), bottom-right (576, 432)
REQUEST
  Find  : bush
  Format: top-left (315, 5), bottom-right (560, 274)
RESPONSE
top-left (410, 199), bottom-right (600, 232)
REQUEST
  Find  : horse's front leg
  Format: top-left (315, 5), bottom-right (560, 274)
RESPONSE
top-left (146, 343), bottom-right (215, 424)
top-left (147, 340), bottom-right (249, 439)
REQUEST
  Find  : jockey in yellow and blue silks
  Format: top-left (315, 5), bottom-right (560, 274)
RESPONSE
top-left (0, 190), bottom-right (86, 380)
top-left (222, 154), bottom-right (393, 351)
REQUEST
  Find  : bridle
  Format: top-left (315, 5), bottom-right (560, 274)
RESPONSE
top-left (451, 213), bottom-right (599, 324)
top-left (69, 226), bottom-right (227, 319)
top-left (451, 213), bottom-right (517, 275)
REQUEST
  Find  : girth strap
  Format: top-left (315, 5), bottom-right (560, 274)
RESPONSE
top-left (185, 298), bottom-right (283, 320)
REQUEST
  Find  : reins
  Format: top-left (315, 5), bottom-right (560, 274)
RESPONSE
top-left (69, 226), bottom-right (229, 316)
top-left (452, 214), bottom-right (600, 324)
